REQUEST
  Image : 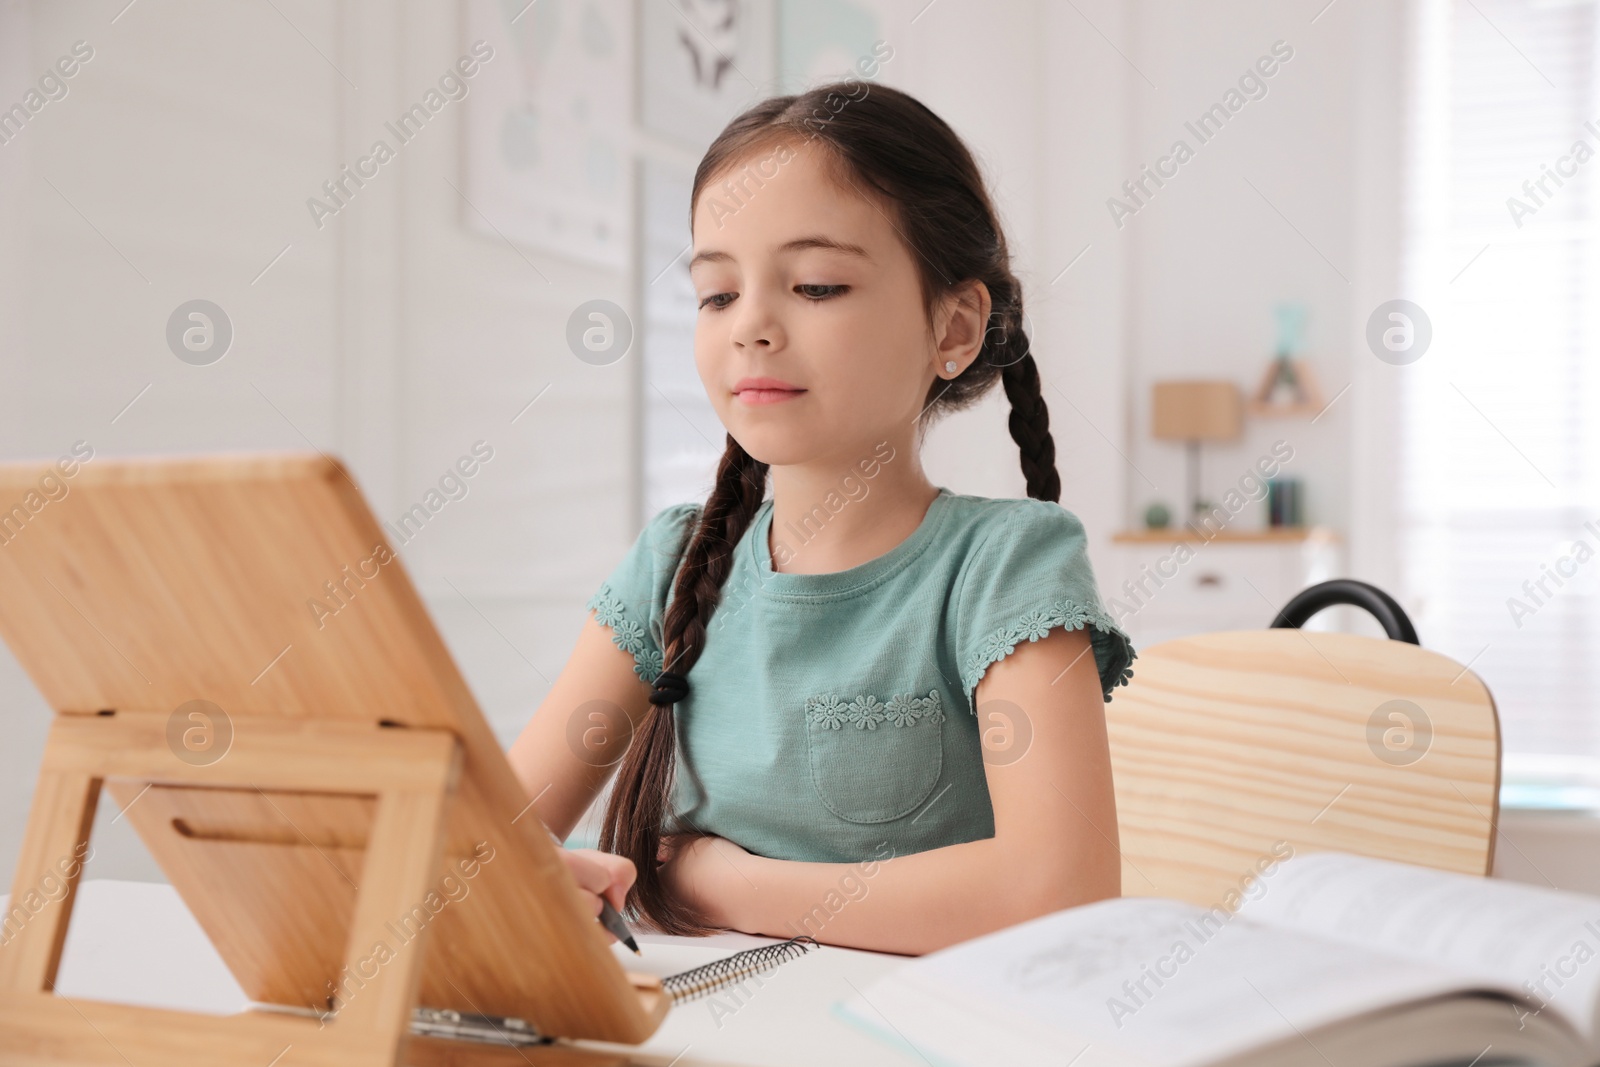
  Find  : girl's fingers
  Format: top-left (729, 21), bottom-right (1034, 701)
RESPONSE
top-left (552, 850), bottom-right (636, 939)
top-left (617, 855), bottom-right (639, 891)
top-left (561, 848), bottom-right (637, 914)
top-left (590, 849), bottom-right (638, 891)
top-left (558, 848), bottom-right (612, 900)
top-left (597, 855), bottom-right (637, 912)
top-left (579, 888), bottom-right (609, 921)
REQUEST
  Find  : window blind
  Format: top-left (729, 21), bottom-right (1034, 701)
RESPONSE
top-left (1401, 0), bottom-right (1600, 785)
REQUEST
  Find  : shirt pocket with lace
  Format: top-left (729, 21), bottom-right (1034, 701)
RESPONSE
top-left (803, 689), bottom-right (946, 824)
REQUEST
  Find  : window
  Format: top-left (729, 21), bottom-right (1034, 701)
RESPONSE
top-left (1401, 0), bottom-right (1600, 793)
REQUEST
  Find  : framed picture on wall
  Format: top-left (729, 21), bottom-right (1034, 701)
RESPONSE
top-left (638, 0), bottom-right (776, 152)
top-left (776, 0), bottom-right (884, 91)
top-left (462, 0), bottom-right (632, 269)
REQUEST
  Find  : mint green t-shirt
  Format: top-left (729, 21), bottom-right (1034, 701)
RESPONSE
top-left (584, 487), bottom-right (1135, 864)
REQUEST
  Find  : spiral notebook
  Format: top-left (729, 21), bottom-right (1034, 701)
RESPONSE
top-left (410, 936), bottom-right (823, 1046)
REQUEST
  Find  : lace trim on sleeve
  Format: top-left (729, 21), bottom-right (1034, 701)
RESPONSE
top-left (586, 582), bottom-right (664, 682)
top-left (960, 598), bottom-right (1137, 705)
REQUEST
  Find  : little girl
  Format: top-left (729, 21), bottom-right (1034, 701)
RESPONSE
top-left (508, 81), bottom-right (1135, 956)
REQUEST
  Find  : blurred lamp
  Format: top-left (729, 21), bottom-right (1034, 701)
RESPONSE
top-left (1152, 381), bottom-right (1244, 524)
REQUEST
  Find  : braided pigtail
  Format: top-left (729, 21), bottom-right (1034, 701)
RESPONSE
top-left (924, 269), bottom-right (1063, 503)
top-left (992, 304), bottom-right (1061, 503)
top-left (599, 435), bottom-right (768, 935)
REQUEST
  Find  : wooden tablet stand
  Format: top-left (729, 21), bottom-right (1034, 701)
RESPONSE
top-left (0, 453), bottom-right (668, 1066)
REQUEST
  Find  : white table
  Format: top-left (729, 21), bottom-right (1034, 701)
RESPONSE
top-left (3, 880), bottom-right (924, 1066)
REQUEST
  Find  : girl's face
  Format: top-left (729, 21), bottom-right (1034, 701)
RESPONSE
top-left (688, 140), bottom-right (941, 468)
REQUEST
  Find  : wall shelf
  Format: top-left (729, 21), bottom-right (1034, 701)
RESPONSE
top-left (1247, 400), bottom-right (1326, 419)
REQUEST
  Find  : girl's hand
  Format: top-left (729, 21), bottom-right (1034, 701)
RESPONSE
top-left (657, 833), bottom-right (754, 931)
top-left (558, 847), bottom-right (636, 942)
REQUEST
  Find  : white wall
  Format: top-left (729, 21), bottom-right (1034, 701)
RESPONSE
top-left (0, 0), bottom-right (635, 884)
top-left (0, 0), bottom-right (45, 892)
top-left (1121, 0), bottom-right (1362, 536)
top-left (895, 0), bottom-right (1046, 502)
top-left (1095, 0), bottom-right (1416, 643)
top-left (1035, 0), bottom-right (1135, 566)
top-left (901, 0), bottom-right (1404, 592)
top-left (0, 0), bottom-right (1113, 884)
top-left (7, 0), bottom-right (1589, 899)
top-left (894, 0), bottom-right (1134, 567)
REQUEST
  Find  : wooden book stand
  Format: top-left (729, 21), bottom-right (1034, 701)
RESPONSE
top-left (0, 452), bottom-right (668, 1066)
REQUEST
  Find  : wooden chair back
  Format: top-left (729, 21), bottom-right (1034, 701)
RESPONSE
top-left (1104, 629), bottom-right (1501, 909)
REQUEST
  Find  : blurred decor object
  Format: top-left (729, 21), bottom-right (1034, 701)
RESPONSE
top-left (464, 0), bottom-right (632, 268)
top-left (640, 0), bottom-right (776, 149)
top-left (1151, 380), bottom-right (1243, 528)
top-left (778, 0), bottom-right (883, 92)
top-left (1267, 478), bottom-right (1304, 527)
top-left (1144, 501), bottom-right (1172, 530)
top-left (1250, 301), bottom-right (1325, 417)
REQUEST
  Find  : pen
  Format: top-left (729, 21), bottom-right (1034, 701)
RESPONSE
top-left (597, 896), bottom-right (641, 956)
top-left (546, 827), bottom-right (641, 955)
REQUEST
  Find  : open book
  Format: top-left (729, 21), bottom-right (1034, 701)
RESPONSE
top-left (836, 850), bottom-right (1600, 1067)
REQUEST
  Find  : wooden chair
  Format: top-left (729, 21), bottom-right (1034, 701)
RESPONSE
top-left (1104, 580), bottom-right (1501, 909)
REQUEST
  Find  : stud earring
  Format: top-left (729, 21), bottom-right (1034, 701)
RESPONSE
top-left (944, 360), bottom-right (957, 374)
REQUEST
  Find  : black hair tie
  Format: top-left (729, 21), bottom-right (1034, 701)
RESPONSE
top-left (649, 670), bottom-right (690, 707)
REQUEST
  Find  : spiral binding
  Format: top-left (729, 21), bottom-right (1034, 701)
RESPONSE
top-left (660, 936), bottom-right (821, 1005)
top-left (406, 936), bottom-right (822, 1044)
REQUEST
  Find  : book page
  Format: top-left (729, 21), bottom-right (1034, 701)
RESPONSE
top-left (1236, 851), bottom-right (1600, 1040)
top-left (840, 896), bottom-right (1521, 1067)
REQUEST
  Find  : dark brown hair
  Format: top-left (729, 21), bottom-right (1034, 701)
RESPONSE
top-left (600, 81), bottom-right (1062, 934)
